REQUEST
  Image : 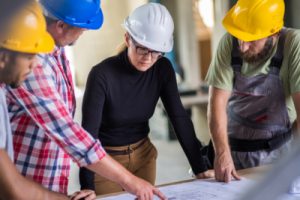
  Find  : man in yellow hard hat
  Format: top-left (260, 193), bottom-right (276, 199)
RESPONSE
top-left (206, 0), bottom-right (300, 182)
top-left (0, 1), bottom-right (96, 199)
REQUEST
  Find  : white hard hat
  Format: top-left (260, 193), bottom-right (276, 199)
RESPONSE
top-left (123, 3), bottom-right (174, 53)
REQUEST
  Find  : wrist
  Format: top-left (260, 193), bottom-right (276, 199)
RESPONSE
top-left (118, 172), bottom-right (133, 189)
top-left (216, 147), bottom-right (230, 153)
top-left (214, 144), bottom-right (231, 156)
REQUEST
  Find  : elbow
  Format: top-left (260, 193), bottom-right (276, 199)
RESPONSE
top-left (3, 190), bottom-right (46, 200)
top-left (0, 179), bottom-right (44, 200)
top-left (1, 190), bottom-right (26, 200)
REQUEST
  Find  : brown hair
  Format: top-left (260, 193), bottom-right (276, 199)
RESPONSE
top-left (115, 42), bottom-right (127, 55)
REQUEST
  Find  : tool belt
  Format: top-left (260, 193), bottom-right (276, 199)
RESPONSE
top-left (229, 130), bottom-right (292, 152)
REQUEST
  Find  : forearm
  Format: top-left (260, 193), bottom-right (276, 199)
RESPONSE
top-left (171, 117), bottom-right (208, 173)
top-left (292, 93), bottom-right (300, 137)
top-left (85, 155), bottom-right (132, 189)
top-left (18, 183), bottom-right (67, 200)
top-left (207, 87), bottom-right (231, 155)
top-left (0, 150), bottom-right (67, 200)
top-left (207, 87), bottom-right (240, 182)
top-left (208, 110), bottom-right (230, 155)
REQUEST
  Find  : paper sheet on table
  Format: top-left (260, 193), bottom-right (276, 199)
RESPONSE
top-left (98, 178), bottom-right (256, 200)
top-left (98, 178), bottom-right (300, 200)
top-left (277, 194), bottom-right (300, 200)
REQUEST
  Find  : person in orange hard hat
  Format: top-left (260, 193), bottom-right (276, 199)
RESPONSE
top-left (205, 0), bottom-right (300, 182)
top-left (0, 1), bottom-right (96, 199)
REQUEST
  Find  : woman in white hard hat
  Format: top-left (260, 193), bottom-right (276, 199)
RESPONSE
top-left (79, 2), bottom-right (214, 195)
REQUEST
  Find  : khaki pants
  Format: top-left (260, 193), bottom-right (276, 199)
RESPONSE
top-left (94, 137), bottom-right (157, 195)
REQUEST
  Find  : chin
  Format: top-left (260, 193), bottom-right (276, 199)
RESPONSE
top-left (137, 67), bottom-right (150, 72)
top-left (9, 82), bottom-right (20, 89)
top-left (9, 78), bottom-right (23, 88)
top-left (136, 64), bottom-right (152, 71)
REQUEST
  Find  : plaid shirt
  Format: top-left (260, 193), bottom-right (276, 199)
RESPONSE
top-left (6, 47), bottom-right (106, 194)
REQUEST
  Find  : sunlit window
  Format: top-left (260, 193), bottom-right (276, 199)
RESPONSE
top-left (198, 0), bottom-right (214, 28)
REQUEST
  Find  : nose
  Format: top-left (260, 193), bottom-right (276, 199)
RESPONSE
top-left (142, 52), bottom-right (152, 60)
top-left (239, 41), bottom-right (251, 53)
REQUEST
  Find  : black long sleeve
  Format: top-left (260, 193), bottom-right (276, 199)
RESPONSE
top-left (80, 63), bottom-right (107, 190)
top-left (79, 50), bottom-right (208, 189)
top-left (160, 64), bottom-right (208, 174)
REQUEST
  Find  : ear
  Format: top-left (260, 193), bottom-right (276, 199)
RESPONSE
top-left (0, 51), bottom-right (10, 70)
top-left (124, 32), bottom-right (130, 47)
top-left (55, 20), bottom-right (66, 35)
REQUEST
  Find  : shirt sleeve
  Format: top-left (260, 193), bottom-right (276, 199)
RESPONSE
top-left (80, 65), bottom-right (107, 190)
top-left (159, 59), bottom-right (208, 174)
top-left (0, 115), bottom-right (7, 151)
top-left (81, 66), bottom-right (106, 139)
top-left (286, 30), bottom-right (300, 94)
top-left (205, 33), bottom-right (234, 91)
top-left (6, 57), bottom-right (106, 167)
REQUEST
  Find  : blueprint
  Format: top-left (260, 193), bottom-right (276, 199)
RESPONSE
top-left (98, 178), bottom-right (256, 200)
top-left (98, 178), bottom-right (300, 200)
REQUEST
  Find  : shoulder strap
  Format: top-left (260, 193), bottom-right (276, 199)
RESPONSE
top-left (269, 28), bottom-right (288, 70)
top-left (231, 37), bottom-right (243, 72)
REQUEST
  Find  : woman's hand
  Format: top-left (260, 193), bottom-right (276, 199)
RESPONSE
top-left (69, 190), bottom-right (96, 200)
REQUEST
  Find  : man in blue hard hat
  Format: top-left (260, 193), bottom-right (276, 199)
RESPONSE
top-left (5, 0), bottom-right (166, 199)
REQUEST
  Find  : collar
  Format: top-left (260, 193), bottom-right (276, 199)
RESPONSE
top-left (50, 46), bottom-right (63, 56)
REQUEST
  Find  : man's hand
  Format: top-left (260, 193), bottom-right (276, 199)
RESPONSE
top-left (214, 150), bottom-right (240, 182)
top-left (69, 190), bottom-right (96, 200)
top-left (122, 175), bottom-right (167, 200)
top-left (195, 170), bottom-right (215, 179)
top-left (87, 155), bottom-right (167, 200)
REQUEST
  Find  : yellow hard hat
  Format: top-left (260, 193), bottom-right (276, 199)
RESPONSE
top-left (1, 1), bottom-right (54, 53)
top-left (222, 0), bottom-right (285, 42)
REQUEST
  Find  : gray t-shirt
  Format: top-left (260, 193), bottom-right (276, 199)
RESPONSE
top-left (0, 87), bottom-right (14, 160)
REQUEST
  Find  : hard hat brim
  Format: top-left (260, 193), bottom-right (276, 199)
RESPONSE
top-left (2, 32), bottom-right (55, 54)
top-left (123, 19), bottom-right (173, 53)
top-left (34, 32), bottom-right (55, 53)
top-left (131, 34), bottom-right (173, 53)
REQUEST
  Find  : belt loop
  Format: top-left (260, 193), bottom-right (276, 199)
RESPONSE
top-left (128, 145), bottom-right (133, 154)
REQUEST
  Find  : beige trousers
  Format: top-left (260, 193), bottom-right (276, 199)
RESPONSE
top-left (94, 137), bottom-right (157, 195)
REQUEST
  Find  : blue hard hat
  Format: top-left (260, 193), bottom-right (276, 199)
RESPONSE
top-left (40, 0), bottom-right (103, 30)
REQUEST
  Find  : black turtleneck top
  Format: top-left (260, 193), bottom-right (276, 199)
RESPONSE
top-left (80, 49), bottom-right (208, 189)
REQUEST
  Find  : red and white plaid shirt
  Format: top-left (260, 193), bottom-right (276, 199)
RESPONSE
top-left (6, 47), bottom-right (106, 194)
